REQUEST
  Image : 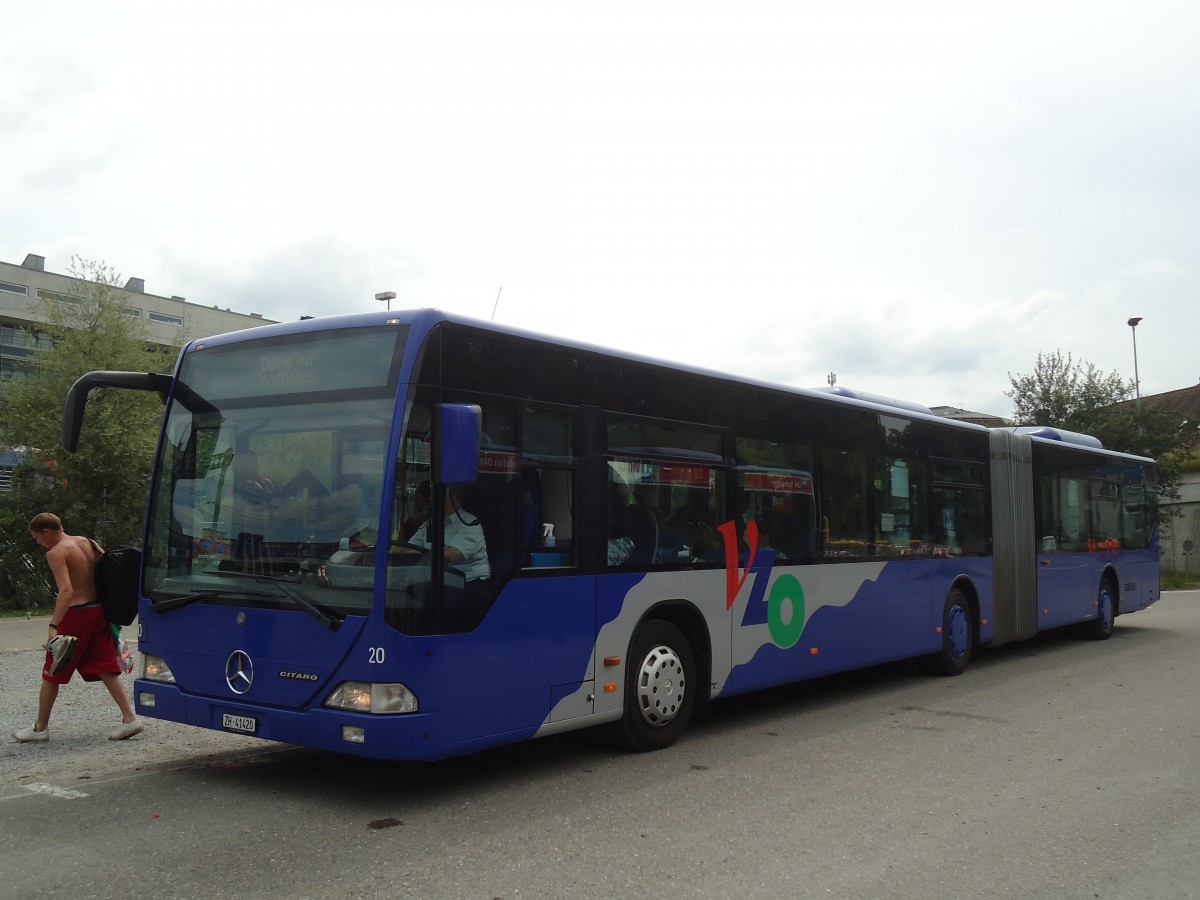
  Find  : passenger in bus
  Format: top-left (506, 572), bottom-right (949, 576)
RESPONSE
top-left (660, 507), bottom-right (722, 563)
top-left (689, 519), bottom-right (724, 562)
top-left (393, 486), bottom-right (491, 582)
top-left (659, 507), bottom-right (693, 561)
top-left (607, 475), bottom-right (634, 565)
top-left (750, 517), bottom-right (780, 560)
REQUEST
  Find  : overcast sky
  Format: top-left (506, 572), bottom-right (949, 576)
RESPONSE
top-left (3, 0), bottom-right (1197, 417)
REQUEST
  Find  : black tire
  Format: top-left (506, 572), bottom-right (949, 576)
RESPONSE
top-left (1082, 578), bottom-right (1117, 641)
top-left (935, 588), bottom-right (974, 676)
top-left (614, 620), bottom-right (696, 752)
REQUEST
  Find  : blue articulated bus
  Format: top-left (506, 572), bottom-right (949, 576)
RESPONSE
top-left (62, 309), bottom-right (1160, 760)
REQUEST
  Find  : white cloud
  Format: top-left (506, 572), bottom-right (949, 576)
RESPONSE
top-left (3, 0), bottom-right (1200, 419)
top-left (1123, 259), bottom-right (1185, 278)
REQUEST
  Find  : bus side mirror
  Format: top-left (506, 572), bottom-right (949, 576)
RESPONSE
top-left (432, 403), bottom-right (481, 486)
top-left (63, 370), bottom-right (174, 453)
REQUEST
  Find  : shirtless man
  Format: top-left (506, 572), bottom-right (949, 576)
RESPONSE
top-left (11, 513), bottom-right (143, 743)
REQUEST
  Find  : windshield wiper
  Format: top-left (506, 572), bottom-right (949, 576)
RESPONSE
top-left (151, 588), bottom-right (275, 614)
top-left (152, 573), bottom-right (343, 628)
top-left (274, 581), bottom-right (343, 631)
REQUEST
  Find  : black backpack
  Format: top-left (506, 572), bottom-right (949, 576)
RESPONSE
top-left (89, 540), bottom-right (142, 626)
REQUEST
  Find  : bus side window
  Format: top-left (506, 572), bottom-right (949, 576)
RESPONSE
top-left (612, 459), bottom-right (724, 567)
top-left (734, 473), bottom-right (818, 565)
top-left (1120, 466), bottom-right (1155, 550)
top-left (1092, 477), bottom-right (1121, 544)
top-left (820, 448), bottom-right (870, 559)
top-left (463, 397), bottom-right (520, 583)
top-left (521, 407), bottom-right (577, 568)
top-left (733, 436), bottom-right (817, 566)
top-left (1057, 473), bottom-right (1091, 552)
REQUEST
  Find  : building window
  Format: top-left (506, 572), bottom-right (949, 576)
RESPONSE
top-left (122, 307), bottom-right (143, 318)
top-left (1, 356), bottom-right (35, 381)
top-left (2, 323), bottom-right (54, 352)
top-left (149, 312), bottom-right (184, 326)
top-left (2, 323), bottom-right (33, 348)
top-left (0, 280), bottom-right (29, 296)
top-left (37, 289), bottom-right (80, 304)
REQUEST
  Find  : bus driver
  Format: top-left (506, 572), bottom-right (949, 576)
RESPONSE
top-left (391, 486), bottom-right (490, 584)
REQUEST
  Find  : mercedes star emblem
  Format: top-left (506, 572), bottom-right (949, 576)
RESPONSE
top-left (225, 650), bottom-right (254, 694)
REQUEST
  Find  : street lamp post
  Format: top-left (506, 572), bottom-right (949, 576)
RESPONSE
top-left (376, 290), bottom-right (397, 311)
top-left (1127, 317), bottom-right (1143, 408)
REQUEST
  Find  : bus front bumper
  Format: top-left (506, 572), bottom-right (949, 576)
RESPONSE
top-left (134, 679), bottom-right (443, 760)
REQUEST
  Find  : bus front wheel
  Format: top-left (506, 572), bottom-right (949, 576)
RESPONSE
top-left (936, 588), bottom-right (974, 676)
top-left (614, 620), bottom-right (696, 752)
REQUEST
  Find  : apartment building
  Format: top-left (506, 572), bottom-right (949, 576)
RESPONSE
top-left (1, 252), bottom-right (276, 381)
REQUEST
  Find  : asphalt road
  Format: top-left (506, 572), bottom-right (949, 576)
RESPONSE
top-left (2, 592), bottom-right (1198, 900)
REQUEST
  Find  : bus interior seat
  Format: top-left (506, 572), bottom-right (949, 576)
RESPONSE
top-left (626, 503), bottom-right (659, 565)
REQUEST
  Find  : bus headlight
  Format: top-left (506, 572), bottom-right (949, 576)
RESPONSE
top-left (142, 654), bottom-right (176, 683)
top-left (324, 681), bottom-right (418, 714)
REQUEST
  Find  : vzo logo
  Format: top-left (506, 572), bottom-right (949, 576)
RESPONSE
top-left (719, 519), bottom-right (807, 649)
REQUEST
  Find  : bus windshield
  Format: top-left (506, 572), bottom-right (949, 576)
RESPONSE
top-left (143, 324), bottom-right (408, 619)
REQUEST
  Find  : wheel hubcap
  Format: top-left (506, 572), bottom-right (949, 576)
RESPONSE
top-left (635, 644), bottom-right (686, 727)
top-left (948, 605), bottom-right (969, 659)
top-left (1099, 588), bottom-right (1114, 629)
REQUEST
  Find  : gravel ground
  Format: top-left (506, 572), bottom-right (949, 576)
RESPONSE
top-left (1, 615), bottom-right (276, 795)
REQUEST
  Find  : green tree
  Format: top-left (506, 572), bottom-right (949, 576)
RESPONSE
top-left (1006, 351), bottom-right (1130, 431)
top-left (1006, 350), bottom-right (1195, 506)
top-left (0, 258), bottom-right (178, 610)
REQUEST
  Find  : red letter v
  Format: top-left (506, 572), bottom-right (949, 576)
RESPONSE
top-left (719, 519), bottom-right (758, 610)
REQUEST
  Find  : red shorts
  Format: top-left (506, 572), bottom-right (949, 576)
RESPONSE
top-left (43, 602), bottom-right (120, 684)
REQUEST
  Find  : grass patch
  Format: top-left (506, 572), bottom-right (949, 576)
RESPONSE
top-left (1162, 570), bottom-right (1200, 591)
top-left (0, 607), bottom-right (51, 619)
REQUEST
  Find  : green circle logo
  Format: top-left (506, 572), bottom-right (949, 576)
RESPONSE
top-left (768, 574), bottom-right (806, 649)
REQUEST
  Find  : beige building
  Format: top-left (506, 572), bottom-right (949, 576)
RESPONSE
top-left (929, 405), bottom-right (1010, 428)
top-left (1135, 384), bottom-right (1200, 578)
top-left (1, 253), bottom-right (276, 381)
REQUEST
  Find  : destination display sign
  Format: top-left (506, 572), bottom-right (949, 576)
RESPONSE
top-left (181, 326), bottom-right (407, 401)
top-left (741, 471), bottom-right (814, 495)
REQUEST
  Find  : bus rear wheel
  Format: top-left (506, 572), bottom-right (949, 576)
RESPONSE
top-left (936, 588), bottom-right (974, 676)
top-left (614, 620), bottom-right (696, 752)
top-left (1082, 578), bottom-right (1117, 641)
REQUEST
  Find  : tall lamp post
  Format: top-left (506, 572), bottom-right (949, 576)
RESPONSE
top-left (376, 290), bottom-right (396, 311)
top-left (1127, 316), bottom-right (1143, 408)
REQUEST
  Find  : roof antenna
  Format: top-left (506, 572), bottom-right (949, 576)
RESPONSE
top-left (490, 286), bottom-right (502, 321)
